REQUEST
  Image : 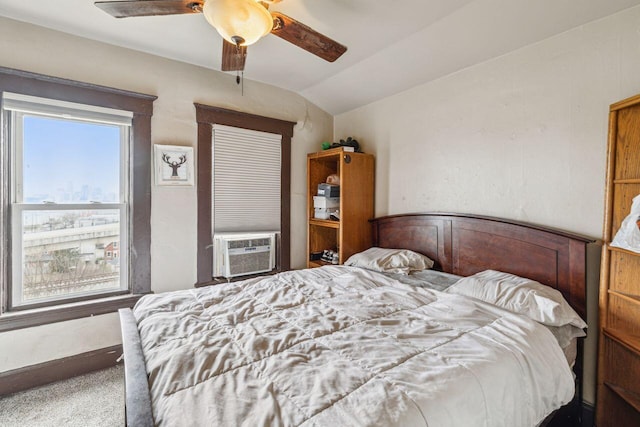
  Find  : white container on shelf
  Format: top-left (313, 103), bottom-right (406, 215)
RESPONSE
top-left (314, 207), bottom-right (339, 220)
top-left (313, 196), bottom-right (340, 209)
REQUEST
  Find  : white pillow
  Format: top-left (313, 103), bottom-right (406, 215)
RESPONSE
top-left (344, 247), bottom-right (434, 275)
top-left (445, 270), bottom-right (587, 329)
top-left (545, 324), bottom-right (587, 349)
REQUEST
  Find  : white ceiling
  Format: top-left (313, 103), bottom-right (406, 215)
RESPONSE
top-left (1, 0), bottom-right (639, 115)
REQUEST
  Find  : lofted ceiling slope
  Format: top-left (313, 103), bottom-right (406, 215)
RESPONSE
top-left (0, 0), bottom-right (639, 114)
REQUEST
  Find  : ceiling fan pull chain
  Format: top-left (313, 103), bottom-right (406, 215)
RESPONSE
top-left (236, 69), bottom-right (245, 96)
top-left (231, 35), bottom-right (244, 89)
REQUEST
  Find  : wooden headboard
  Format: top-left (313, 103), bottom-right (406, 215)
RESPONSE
top-left (371, 213), bottom-right (594, 320)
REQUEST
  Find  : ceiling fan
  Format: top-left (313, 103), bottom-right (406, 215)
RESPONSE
top-left (94, 0), bottom-right (347, 72)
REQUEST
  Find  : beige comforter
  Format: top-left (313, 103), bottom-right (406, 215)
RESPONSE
top-left (133, 266), bottom-right (575, 427)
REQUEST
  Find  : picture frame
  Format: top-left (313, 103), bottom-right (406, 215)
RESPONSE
top-left (154, 144), bottom-right (194, 186)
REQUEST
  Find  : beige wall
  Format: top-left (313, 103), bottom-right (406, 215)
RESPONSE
top-left (335, 5), bottom-right (640, 406)
top-left (0, 17), bottom-right (332, 372)
top-left (3, 4), bottom-right (640, 406)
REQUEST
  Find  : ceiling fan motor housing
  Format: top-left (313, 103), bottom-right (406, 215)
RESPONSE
top-left (203, 0), bottom-right (274, 46)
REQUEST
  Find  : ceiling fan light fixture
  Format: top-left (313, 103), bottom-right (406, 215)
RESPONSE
top-left (203, 0), bottom-right (273, 46)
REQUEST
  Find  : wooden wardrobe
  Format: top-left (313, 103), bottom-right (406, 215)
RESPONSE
top-left (597, 94), bottom-right (640, 426)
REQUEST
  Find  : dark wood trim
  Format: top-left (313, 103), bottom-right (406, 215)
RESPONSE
top-left (0, 344), bottom-right (122, 396)
top-left (7, 289), bottom-right (131, 312)
top-left (0, 66), bottom-right (155, 319)
top-left (0, 295), bottom-right (143, 333)
top-left (130, 111), bottom-right (153, 295)
top-left (194, 104), bottom-right (295, 137)
top-left (280, 134), bottom-right (291, 273)
top-left (196, 120), bottom-right (214, 283)
top-left (194, 104), bottom-right (295, 285)
top-left (0, 66), bottom-right (155, 114)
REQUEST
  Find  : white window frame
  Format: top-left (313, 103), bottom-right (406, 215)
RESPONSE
top-left (4, 93), bottom-right (132, 309)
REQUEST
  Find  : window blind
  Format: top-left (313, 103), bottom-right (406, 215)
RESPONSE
top-left (212, 124), bottom-right (282, 233)
top-left (3, 92), bottom-right (133, 125)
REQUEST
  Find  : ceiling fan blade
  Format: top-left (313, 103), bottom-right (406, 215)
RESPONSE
top-left (95, 0), bottom-right (203, 18)
top-left (221, 40), bottom-right (247, 72)
top-left (270, 12), bottom-right (347, 62)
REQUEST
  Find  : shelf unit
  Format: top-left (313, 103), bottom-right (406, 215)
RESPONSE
top-left (307, 147), bottom-right (374, 268)
top-left (596, 94), bottom-right (640, 426)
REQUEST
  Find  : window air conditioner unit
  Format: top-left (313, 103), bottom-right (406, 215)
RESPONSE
top-left (213, 232), bottom-right (277, 278)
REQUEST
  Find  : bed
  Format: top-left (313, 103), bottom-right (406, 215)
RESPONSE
top-left (119, 213), bottom-right (593, 427)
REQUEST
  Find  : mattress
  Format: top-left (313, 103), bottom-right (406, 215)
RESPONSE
top-left (133, 266), bottom-right (576, 427)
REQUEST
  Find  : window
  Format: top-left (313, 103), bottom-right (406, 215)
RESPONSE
top-left (194, 104), bottom-right (295, 284)
top-left (4, 93), bottom-right (131, 309)
top-left (0, 67), bottom-right (155, 329)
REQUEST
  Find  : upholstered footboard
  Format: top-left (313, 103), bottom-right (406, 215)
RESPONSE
top-left (119, 308), bottom-right (154, 427)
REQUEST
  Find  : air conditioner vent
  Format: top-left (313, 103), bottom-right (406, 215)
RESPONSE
top-left (228, 237), bottom-right (271, 249)
top-left (213, 232), bottom-right (277, 279)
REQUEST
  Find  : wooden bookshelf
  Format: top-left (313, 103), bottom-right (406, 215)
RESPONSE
top-left (597, 93), bottom-right (640, 426)
top-left (306, 147), bottom-right (374, 268)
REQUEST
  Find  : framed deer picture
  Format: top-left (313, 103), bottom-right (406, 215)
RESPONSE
top-left (154, 144), bottom-right (194, 186)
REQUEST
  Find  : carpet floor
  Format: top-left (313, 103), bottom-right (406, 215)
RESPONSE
top-left (0, 365), bottom-right (124, 427)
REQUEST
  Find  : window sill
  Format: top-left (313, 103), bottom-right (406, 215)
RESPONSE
top-left (0, 294), bottom-right (144, 333)
top-left (194, 270), bottom-right (281, 288)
